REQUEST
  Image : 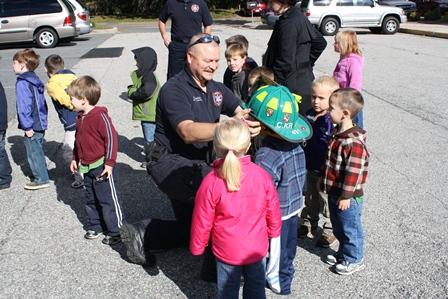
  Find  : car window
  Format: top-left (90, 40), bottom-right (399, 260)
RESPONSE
top-left (354, 0), bottom-right (373, 6)
top-left (314, 0), bottom-right (332, 6)
top-left (29, 0), bottom-right (62, 15)
top-left (337, 0), bottom-right (354, 6)
top-left (0, 0), bottom-right (29, 18)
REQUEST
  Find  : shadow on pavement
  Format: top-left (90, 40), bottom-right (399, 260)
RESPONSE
top-left (297, 235), bottom-right (334, 261)
top-left (147, 249), bottom-right (217, 299)
top-left (8, 135), bottom-right (33, 179)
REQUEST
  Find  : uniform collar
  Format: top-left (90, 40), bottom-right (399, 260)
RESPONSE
top-left (183, 68), bottom-right (212, 92)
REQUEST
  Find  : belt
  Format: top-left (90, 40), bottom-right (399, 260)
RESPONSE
top-left (298, 61), bottom-right (311, 68)
top-left (172, 36), bottom-right (191, 44)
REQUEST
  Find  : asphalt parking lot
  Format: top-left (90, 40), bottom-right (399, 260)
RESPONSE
top-left (0, 22), bottom-right (447, 298)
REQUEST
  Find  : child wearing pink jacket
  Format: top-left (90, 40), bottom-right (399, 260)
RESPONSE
top-left (333, 30), bottom-right (364, 128)
top-left (190, 118), bottom-right (282, 299)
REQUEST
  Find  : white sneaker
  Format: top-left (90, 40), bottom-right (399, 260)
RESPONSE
top-left (335, 260), bottom-right (365, 275)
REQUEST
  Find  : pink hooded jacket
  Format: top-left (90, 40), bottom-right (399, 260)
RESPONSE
top-left (333, 53), bottom-right (364, 91)
top-left (190, 155), bottom-right (282, 265)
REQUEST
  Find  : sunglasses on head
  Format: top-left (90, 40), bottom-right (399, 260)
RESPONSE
top-left (188, 35), bottom-right (220, 49)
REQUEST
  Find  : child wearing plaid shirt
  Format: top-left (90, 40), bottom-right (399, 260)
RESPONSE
top-left (322, 88), bottom-right (369, 275)
top-left (255, 136), bottom-right (306, 295)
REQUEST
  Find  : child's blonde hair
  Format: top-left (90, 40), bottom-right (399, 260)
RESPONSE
top-left (248, 66), bottom-right (275, 94)
top-left (335, 31), bottom-right (362, 57)
top-left (312, 75), bottom-right (340, 91)
top-left (330, 88), bottom-right (364, 117)
top-left (214, 118), bottom-right (251, 192)
top-left (225, 43), bottom-right (248, 60)
top-left (66, 76), bottom-right (101, 105)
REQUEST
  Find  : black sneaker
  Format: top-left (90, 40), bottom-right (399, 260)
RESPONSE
top-left (102, 235), bottom-right (121, 246)
top-left (120, 223), bottom-right (146, 264)
top-left (84, 230), bottom-right (102, 239)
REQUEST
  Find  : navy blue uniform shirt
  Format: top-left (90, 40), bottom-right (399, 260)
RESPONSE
top-left (159, 0), bottom-right (213, 41)
top-left (155, 69), bottom-right (240, 161)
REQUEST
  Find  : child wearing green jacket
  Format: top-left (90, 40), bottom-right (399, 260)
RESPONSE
top-left (127, 47), bottom-right (160, 168)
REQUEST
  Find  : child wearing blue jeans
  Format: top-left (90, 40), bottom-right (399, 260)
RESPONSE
top-left (127, 47), bottom-right (160, 168)
top-left (190, 119), bottom-right (282, 299)
top-left (322, 88), bottom-right (369, 275)
top-left (13, 49), bottom-right (49, 190)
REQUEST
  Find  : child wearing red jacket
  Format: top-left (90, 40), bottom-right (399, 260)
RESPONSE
top-left (190, 118), bottom-right (282, 299)
top-left (68, 76), bottom-right (125, 246)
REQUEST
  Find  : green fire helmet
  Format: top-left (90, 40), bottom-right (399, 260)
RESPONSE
top-left (246, 85), bottom-right (313, 143)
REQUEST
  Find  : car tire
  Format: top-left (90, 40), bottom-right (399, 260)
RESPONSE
top-left (320, 17), bottom-right (339, 36)
top-left (35, 28), bottom-right (59, 48)
top-left (381, 16), bottom-right (400, 34)
top-left (369, 27), bottom-right (382, 34)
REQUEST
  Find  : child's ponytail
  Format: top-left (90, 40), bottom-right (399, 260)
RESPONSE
top-left (221, 149), bottom-right (242, 191)
top-left (214, 119), bottom-right (251, 192)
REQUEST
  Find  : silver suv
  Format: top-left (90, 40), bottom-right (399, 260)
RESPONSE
top-left (0, 0), bottom-right (78, 48)
top-left (301, 0), bottom-right (407, 35)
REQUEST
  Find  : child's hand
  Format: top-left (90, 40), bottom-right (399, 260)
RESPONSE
top-left (25, 129), bottom-right (34, 137)
top-left (338, 198), bottom-right (351, 210)
top-left (70, 160), bottom-right (78, 173)
top-left (100, 165), bottom-right (113, 179)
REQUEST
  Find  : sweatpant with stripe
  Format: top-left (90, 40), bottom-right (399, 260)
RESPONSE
top-left (266, 215), bottom-right (298, 295)
top-left (84, 165), bottom-right (124, 237)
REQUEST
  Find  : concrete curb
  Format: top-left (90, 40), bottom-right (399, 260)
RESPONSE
top-left (89, 27), bottom-right (119, 34)
top-left (399, 28), bottom-right (448, 39)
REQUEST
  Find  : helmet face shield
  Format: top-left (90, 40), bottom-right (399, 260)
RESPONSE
top-left (247, 85), bottom-right (313, 143)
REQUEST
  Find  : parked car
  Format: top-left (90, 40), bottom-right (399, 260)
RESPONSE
top-left (261, 0), bottom-right (407, 35)
top-left (414, 0), bottom-right (448, 13)
top-left (0, 0), bottom-right (78, 48)
top-left (377, 0), bottom-right (417, 15)
top-left (66, 0), bottom-right (92, 35)
top-left (240, 0), bottom-right (268, 16)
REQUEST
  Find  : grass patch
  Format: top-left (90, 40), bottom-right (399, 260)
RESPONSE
top-left (92, 9), bottom-right (238, 26)
top-left (211, 9), bottom-right (240, 19)
top-left (92, 15), bottom-right (157, 25)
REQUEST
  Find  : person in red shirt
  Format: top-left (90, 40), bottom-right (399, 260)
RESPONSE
top-left (68, 76), bottom-right (125, 246)
top-left (190, 118), bottom-right (282, 299)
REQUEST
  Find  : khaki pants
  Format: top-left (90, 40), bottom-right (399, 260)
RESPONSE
top-left (300, 170), bottom-right (332, 232)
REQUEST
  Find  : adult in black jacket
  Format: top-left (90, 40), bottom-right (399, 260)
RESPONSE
top-left (0, 80), bottom-right (12, 189)
top-left (263, 0), bottom-right (327, 114)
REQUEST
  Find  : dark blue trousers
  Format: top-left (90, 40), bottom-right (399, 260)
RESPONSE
top-left (83, 165), bottom-right (124, 237)
top-left (167, 41), bottom-right (188, 79)
top-left (0, 130), bottom-right (12, 187)
top-left (278, 216), bottom-right (298, 295)
top-left (216, 259), bottom-right (266, 299)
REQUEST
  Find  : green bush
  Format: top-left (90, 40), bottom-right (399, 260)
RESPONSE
top-left (408, 11), bottom-right (422, 21)
top-left (442, 12), bottom-right (448, 22)
top-left (423, 8), bottom-right (442, 20)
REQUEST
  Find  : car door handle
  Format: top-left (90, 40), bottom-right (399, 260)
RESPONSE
top-left (1, 20), bottom-right (9, 24)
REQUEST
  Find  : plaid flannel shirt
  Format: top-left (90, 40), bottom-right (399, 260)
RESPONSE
top-left (255, 136), bottom-right (306, 219)
top-left (323, 126), bottom-right (369, 199)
